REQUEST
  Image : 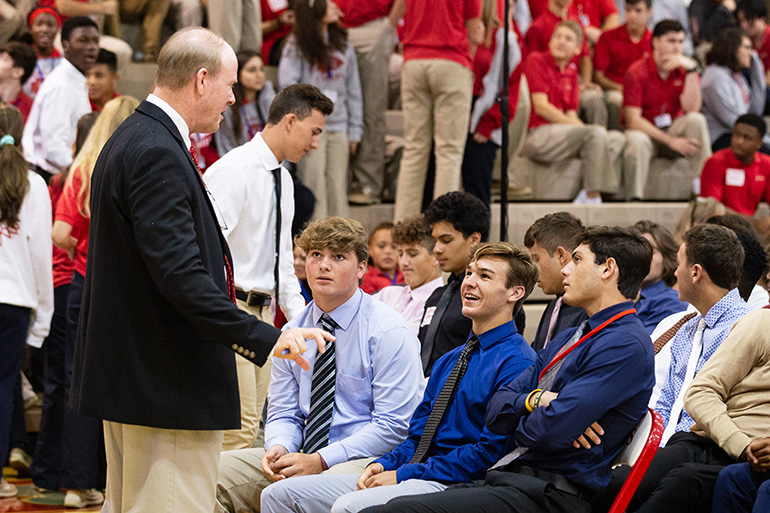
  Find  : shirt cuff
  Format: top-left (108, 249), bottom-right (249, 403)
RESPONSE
top-left (317, 443), bottom-right (347, 468)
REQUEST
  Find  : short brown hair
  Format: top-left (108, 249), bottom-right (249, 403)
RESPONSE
top-left (524, 212), bottom-right (586, 254)
top-left (472, 242), bottom-right (539, 315)
top-left (555, 20), bottom-right (583, 46)
top-left (156, 28), bottom-right (227, 90)
top-left (393, 215), bottom-right (434, 253)
top-left (267, 83), bottom-right (334, 124)
top-left (295, 217), bottom-right (369, 264)
top-left (683, 224), bottom-right (744, 290)
top-left (634, 220), bottom-right (679, 287)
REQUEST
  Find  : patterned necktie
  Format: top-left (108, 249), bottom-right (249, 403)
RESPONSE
top-left (272, 168), bottom-right (282, 306)
top-left (491, 321), bottom-right (588, 469)
top-left (653, 312), bottom-right (697, 354)
top-left (189, 143), bottom-right (201, 175)
top-left (410, 336), bottom-right (480, 464)
top-left (544, 296), bottom-right (563, 348)
top-left (303, 315), bottom-right (338, 454)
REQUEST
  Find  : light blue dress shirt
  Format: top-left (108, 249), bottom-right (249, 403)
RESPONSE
top-left (265, 288), bottom-right (423, 467)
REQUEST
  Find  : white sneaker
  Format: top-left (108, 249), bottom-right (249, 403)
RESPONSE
top-left (9, 447), bottom-right (32, 476)
top-left (573, 189), bottom-right (602, 205)
top-left (0, 478), bottom-right (18, 498)
top-left (64, 488), bottom-right (104, 508)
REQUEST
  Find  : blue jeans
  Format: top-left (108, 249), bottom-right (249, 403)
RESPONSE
top-left (0, 303), bottom-right (31, 467)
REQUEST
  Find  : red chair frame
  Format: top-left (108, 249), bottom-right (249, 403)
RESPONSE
top-left (608, 408), bottom-right (664, 513)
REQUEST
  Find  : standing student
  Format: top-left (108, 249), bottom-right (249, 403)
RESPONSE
top-left (279, 0), bottom-right (363, 219)
top-left (23, 7), bottom-right (62, 99)
top-left (70, 28), bottom-right (330, 513)
top-left (0, 104), bottom-right (53, 499)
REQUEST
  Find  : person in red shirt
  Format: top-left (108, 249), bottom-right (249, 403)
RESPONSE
top-left (392, 0), bottom-right (483, 221)
top-left (261, 0), bottom-right (294, 65)
top-left (86, 48), bottom-right (119, 112)
top-left (0, 43), bottom-right (36, 123)
top-left (361, 221), bottom-right (405, 294)
top-left (622, 19), bottom-right (711, 200)
top-left (593, 0), bottom-right (652, 129)
top-left (701, 114), bottom-right (770, 236)
top-left (521, 21), bottom-right (625, 203)
top-left (737, 0), bottom-right (770, 113)
top-left (525, 0), bottom-right (609, 126)
top-left (529, 0), bottom-right (620, 44)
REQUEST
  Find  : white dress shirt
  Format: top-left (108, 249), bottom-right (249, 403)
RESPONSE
top-left (0, 171), bottom-right (53, 348)
top-left (22, 58), bottom-right (90, 174)
top-left (374, 277), bottom-right (444, 335)
top-left (146, 93), bottom-right (191, 150)
top-left (204, 132), bottom-right (305, 320)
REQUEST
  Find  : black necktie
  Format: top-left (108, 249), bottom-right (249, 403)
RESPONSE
top-left (303, 315), bottom-right (338, 453)
top-left (420, 278), bottom-right (461, 374)
top-left (410, 336), bottom-right (479, 464)
top-left (272, 168), bottom-right (282, 306)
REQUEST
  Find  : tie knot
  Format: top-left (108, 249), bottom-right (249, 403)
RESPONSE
top-left (321, 315), bottom-right (338, 334)
top-left (464, 336), bottom-right (480, 354)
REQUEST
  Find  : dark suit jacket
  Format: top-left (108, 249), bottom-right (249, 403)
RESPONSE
top-left (71, 101), bottom-right (280, 430)
top-left (531, 294), bottom-right (587, 353)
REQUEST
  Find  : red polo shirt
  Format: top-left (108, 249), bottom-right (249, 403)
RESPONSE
top-left (89, 91), bottom-right (119, 112)
top-left (755, 25), bottom-right (770, 72)
top-left (55, 170), bottom-right (89, 278)
top-left (402, 0), bottom-right (481, 69)
top-left (338, 0), bottom-right (393, 28)
top-left (12, 91), bottom-right (33, 123)
top-left (525, 50), bottom-right (579, 129)
top-left (528, 0), bottom-right (617, 28)
top-left (261, 0), bottom-right (293, 63)
top-left (594, 24), bottom-right (652, 84)
top-left (524, 9), bottom-right (589, 60)
top-left (623, 55), bottom-right (688, 124)
top-left (700, 148), bottom-right (770, 215)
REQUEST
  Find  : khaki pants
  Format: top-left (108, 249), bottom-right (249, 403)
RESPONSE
top-left (393, 59), bottom-right (473, 221)
top-left (298, 130), bottom-right (351, 219)
top-left (605, 90), bottom-right (623, 131)
top-left (348, 17), bottom-right (396, 196)
top-left (103, 421), bottom-right (224, 513)
top-left (118, 0), bottom-right (172, 56)
top-left (521, 124), bottom-right (625, 193)
top-left (623, 112), bottom-right (711, 199)
top-left (580, 88), bottom-right (608, 127)
top-left (215, 448), bottom-right (373, 513)
top-left (221, 301), bottom-right (273, 452)
top-left (207, 0), bottom-right (261, 53)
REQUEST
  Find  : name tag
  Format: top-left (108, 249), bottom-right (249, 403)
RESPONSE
top-left (421, 306), bottom-right (436, 327)
top-left (267, 0), bottom-right (288, 11)
top-left (726, 168), bottom-right (746, 187)
top-left (654, 113), bottom-right (672, 128)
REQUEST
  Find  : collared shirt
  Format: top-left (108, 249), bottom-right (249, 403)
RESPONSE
top-left (485, 301), bottom-right (654, 491)
top-left (265, 289), bottom-right (423, 467)
top-left (655, 288), bottom-right (749, 435)
top-left (22, 58), bottom-right (90, 174)
top-left (524, 10), bottom-right (590, 58)
top-left (529, 0), bottom-right (617, 28)
top-left (700, 149), bottom-right (770, 216)
top-left (524, 50), bottom-right (580, 129)
top-left (374, 320), bottom-right (536, 484)
top-left (146, 93), bottom-right (190, 150)
top-left (623, 55), bottom-right (689, 124)
top-left (531, 293), bottom-right (587, 353)
top-left (374, 277), bottom-right (444, 335)
top-left (636, 280), bottom-right (688, 334)
top-left (203, 132), bottom-right (305, 319)
top-left (594, 24), bottom-right (652, 84)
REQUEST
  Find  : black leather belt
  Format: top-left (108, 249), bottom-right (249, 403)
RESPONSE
top-left (235, 289), bottom-right (272, 307)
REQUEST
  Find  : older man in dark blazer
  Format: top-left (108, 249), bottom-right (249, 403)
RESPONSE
top-left (70, 28), bottom-right (330, 513)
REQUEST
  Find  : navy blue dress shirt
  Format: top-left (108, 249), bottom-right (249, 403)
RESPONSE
top-left (636, 280), bottom-right (688, 334)
top-left (485, 301), bottom-right (654, 492)
top-left (374, 319), bottom-right (536, 484)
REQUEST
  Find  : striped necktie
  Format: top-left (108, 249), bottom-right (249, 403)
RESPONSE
top-left (410, 336), bottom-right (479, 464)
top-left (303, 315), bottom-right (338, 453)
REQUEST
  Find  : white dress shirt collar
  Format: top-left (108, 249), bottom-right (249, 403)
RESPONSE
top-left (60, 58), bottom-right (87, 85)
top-left (146, 93), bottom-right (191, 150)
top-left (251, 132), bottom-right (281, 171)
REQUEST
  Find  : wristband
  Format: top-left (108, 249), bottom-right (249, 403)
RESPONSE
top-left (533, 390), bottom-right (543, 409)
top-left (525, 389), bottom-right (542, 413)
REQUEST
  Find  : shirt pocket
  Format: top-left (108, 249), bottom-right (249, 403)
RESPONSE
top-left (335, 372), bottom-right (373, 416)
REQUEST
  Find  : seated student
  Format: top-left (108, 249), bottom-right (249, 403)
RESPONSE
top-left (86, 49), bottom-right (118, 112)
top-left (525, 0), bottom-right (607, 127)
top-left (215, 217), bottom-right (423, 513)
top-left (0, 42), bottom-right (36, 123)
top-left (366, 226), bottom-right (655, 513)
top-left (521, 21), bottom-right (625, 204)
top-left (701, 115), bottom-right (770, 237)
top-left (633, 220), bottom-right (687, 333)
top-left (523, 211), bottom-right (588, 352)
top-left (361, 222), bottom-right (405, 295)
top-left (23, 7), bottom-right (62, 99)
top-left (737, 0), bottom-right (770, 112)
top-left (701, 28), bottom-right (766, 153)
top-left (374, 216), bottom-right (443, 335)
top-left (712, 438), bottom-right (770, 513)
top-left (418, 192), bottom-right (524, 376)
top-left (593, 0), bottom-right (652, 130)
top-left (260, 242), bottom-right (540, 513)
top-left (622, 20), bottom-right (711, 201)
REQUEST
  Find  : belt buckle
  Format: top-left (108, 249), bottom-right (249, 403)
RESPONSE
top-left (247, 291), bottom-right (269, 307)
